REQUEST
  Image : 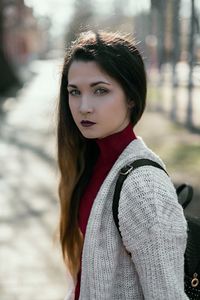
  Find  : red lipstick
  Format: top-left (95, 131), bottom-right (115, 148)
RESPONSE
top-left (81, 120), bottom-right (96, 127)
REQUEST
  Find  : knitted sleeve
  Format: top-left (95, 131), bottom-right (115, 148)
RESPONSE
top-left (118, 166), bottom-right (189, 300)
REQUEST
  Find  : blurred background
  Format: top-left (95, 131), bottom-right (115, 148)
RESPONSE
top-left (0, 0), bottom-right (200, 299)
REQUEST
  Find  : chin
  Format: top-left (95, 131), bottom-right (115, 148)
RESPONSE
top-left (80, 131), bottom-right (99, 139)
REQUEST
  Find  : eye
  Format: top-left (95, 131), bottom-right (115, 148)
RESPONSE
top-left (68, 89), bottom-right (80, 96)
top-left (95, 87), bottom-right (109, 95)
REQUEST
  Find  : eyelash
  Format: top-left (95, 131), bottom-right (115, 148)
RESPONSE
top-left (68, 87), bottom-right (109, 96)
top-left (68, 89), bottom-right (80, 96)
top-left (95, 87), bottom-right (108, 95)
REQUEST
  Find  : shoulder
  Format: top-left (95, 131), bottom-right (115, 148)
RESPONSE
top-left (117, 164), bottom-right (187, 253)
top-left (117, 146), bottom-right (187, 237)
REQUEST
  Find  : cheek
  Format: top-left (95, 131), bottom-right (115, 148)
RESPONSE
top-left (106, 96), bottom-right (128, 115)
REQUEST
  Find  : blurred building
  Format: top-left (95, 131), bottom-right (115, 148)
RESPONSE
top-left (0, 0), bottom-right (50, 93)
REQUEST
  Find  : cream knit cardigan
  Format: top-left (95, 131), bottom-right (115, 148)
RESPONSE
top-left (65, 138), bottom-right (189, 300)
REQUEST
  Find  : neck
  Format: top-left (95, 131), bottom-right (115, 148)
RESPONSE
top-left (95, 123), bottom-right (136, 164)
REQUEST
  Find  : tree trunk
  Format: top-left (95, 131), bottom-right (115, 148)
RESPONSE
top-left (186, 0), bottom-right (195, 129)
top-left (170, 0), bottom-right (181, 121)
top-left (172, 0), bottom-right (180, 87)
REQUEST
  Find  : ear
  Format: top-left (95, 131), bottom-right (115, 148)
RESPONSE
top-left (128, 100), bottom-right (135, 109)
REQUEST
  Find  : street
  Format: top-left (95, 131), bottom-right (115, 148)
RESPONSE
top-left (0, 59), bottom-right (72, 300)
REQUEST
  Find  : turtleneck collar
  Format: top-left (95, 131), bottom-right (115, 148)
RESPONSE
top-left (95, 123), bottom-right (136, 165)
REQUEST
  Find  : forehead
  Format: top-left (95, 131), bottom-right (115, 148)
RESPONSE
top-left (68, 60), bottom-right (112, 84)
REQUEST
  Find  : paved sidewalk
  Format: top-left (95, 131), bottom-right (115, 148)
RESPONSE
top-left (0, 60), bottom-right (71, 300)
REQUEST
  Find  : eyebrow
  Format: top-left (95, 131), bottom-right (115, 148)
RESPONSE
top-left (67, 81), bottom-right (111, 88)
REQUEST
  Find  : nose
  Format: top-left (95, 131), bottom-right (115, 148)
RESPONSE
top-left (79, 96), bottom-right (93, 114)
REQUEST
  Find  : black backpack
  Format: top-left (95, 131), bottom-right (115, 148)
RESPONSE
top-left (112, 158), bottom-right (200, 300)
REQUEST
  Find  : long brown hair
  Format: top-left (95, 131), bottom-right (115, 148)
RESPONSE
top-left (57, 30), bottom-right (147, 279)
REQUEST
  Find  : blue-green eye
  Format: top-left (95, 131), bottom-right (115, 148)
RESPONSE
top-left (95, 88), bottom-right (108, 95)
top-left (68, 89), bottom-right (80, 96)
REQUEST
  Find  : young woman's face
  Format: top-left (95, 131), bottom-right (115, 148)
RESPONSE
top-left (67, 60), bottom-right (132, 139)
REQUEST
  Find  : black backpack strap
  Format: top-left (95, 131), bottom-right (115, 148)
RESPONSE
top-left (112, 158), bottom-right (168, 238)
top-left (176, 184), bottom-right (193, 209)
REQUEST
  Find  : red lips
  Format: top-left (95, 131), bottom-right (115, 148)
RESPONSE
top-left (81, 120), bottom-right (96, 127)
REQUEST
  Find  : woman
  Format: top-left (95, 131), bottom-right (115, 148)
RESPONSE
top-left (57, 30), bottom-right (188, 299)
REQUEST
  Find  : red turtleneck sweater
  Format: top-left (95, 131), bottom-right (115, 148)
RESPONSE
top-left (75, 124), bottom-right (136, 299)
